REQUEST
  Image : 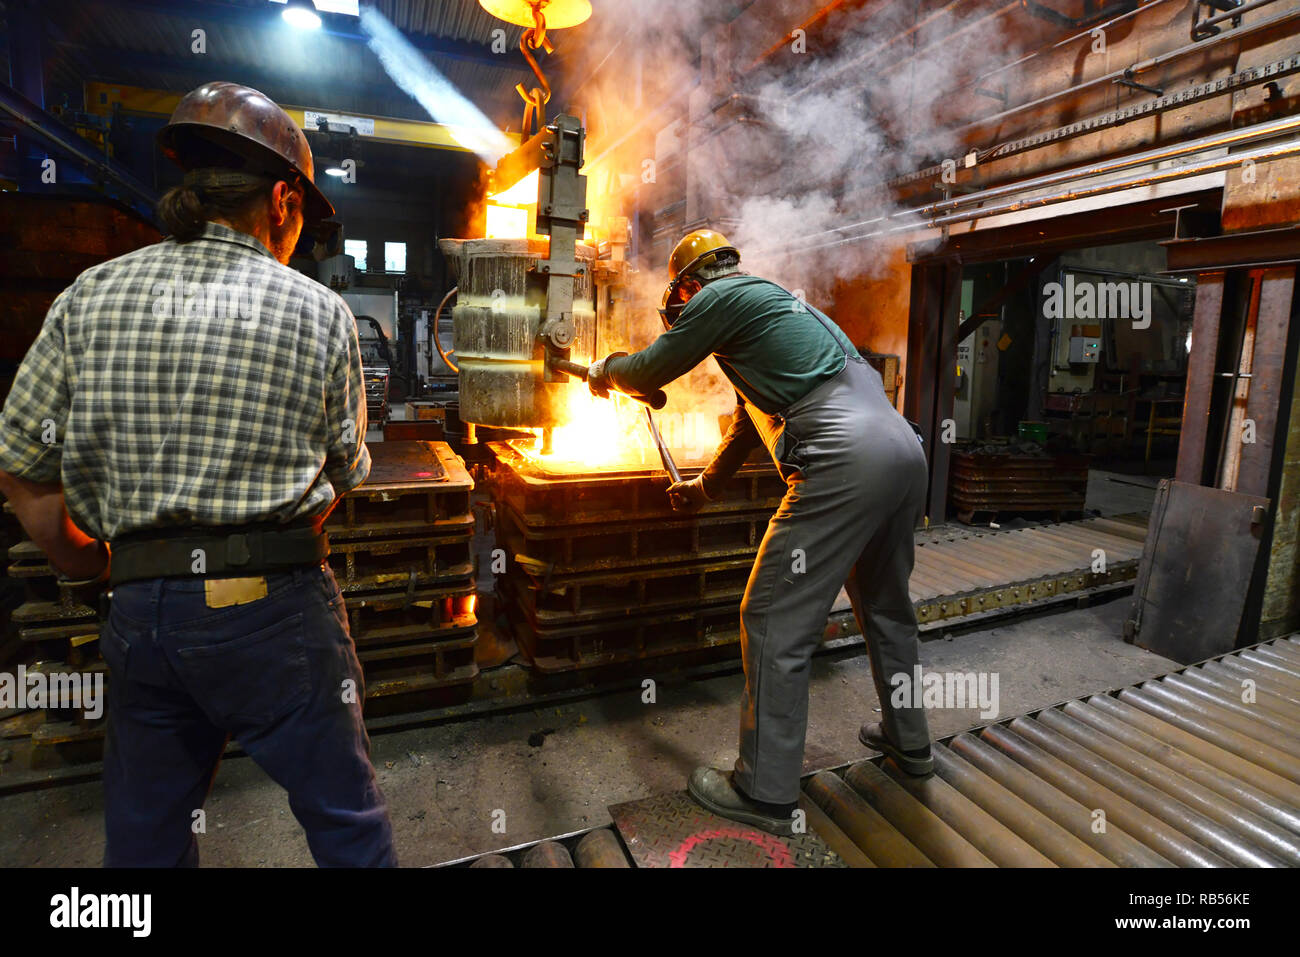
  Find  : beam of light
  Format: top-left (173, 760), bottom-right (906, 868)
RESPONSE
top-left (359, 7), bottom-right (513, 165)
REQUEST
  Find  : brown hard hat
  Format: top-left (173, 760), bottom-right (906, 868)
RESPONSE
top-left (158, 81), bottom-right (335, 221)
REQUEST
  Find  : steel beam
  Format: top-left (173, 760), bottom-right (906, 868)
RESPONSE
top-left (0, 80), bottom-right (159, 213)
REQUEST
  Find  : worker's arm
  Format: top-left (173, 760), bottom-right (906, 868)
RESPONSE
top-left (0, 287), bottom-right (109, 580)
top-left (321, 299), bottom-right (372, 508)
top-left (0, 473), bottom-right (108, 579)
top-left (604, 288), bottom-right (734, 397)
top-left (699, 398), bottom-right (761, 497)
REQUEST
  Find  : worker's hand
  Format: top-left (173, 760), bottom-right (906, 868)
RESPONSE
top-left (667, 475), bottom-right (712, 511)
top-left (586, 352), bottom-right (627, 400)
top-left (55, 541), bottom-right (111, 608)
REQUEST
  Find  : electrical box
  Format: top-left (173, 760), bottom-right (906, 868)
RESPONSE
top-left (1069, 336), bottom-right (1101, 363)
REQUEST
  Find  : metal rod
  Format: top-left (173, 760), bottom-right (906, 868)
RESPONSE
top-left (1140, 680), bottom-right (1300, 760)
top-left (1233, 652), bottom-right (1300, 690)
top-left (1198, 0), bottom-right (1282, 33)
top-left (1261, 639), bottom-right (1300, 666)
top-left (948, 731), bottom-right (1172, 866)
top-left (802, 771), bottom-right (934, 867)
top-left (783, 134), bottom-right (1300, 256)
top-left (879, 756), bottom-right (1056, 866)
top-left (1090, 692), bottom-right (1300, 811)
top-left (573, 828), bottom-right (631, 868)
top-left (1054, 702), bottom-right (1300, 866)
top-left (1212, 656), bottom-right (1300, 701)
top-left (795, 793), bottom-right (878, 868)
top-left (923, 134), bottom-right (1300, 228)
top-left (1026, 711), bottom-right (1285, 867)
top-left (931, 744), bottom-right (1115, 867)
top-left (1249, 645), bottom-right (1300, 677)
top-left (981, 722), bottom-right (1229, 867)
top-left (1162, 672), bottom-right (1300, 737)
top-left (1117, 687), bottom-right (1300, 783)
top-left (644, 408), bottom-right (681, 483)
top-left (841, 761), bottom-right (996, 867)
top-left (1181, 666), bottom-right (1300, 722)
top-left (920, 112), bottom-right (1300, 219)
top-left (520, 840), bottom-right (574, 868)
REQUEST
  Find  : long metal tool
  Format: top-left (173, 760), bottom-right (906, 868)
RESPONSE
top-left (643, 408), bottom-right (681, 483)
top-left (550, 358), bottom-right (668, 409)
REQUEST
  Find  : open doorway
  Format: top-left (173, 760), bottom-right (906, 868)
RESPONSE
top-left (944, 239), bottom-right (1196, 524)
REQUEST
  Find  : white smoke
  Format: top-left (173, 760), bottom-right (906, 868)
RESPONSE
top-left (572, 0), bottom-right (1031, 298)
top-left (359, 7), bottom-right (514, 164)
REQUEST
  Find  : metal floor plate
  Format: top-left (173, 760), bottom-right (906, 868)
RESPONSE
top-left (608, 791), bottom-right (847, 868)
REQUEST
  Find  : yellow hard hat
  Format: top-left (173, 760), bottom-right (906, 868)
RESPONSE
top-left (659, 229), bottom-right (740, 330)
top-left (668, 228), bottom-right (739, 281)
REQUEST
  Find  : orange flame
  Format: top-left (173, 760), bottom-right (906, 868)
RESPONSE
top-left (529, 388), bottom-right (724, 473)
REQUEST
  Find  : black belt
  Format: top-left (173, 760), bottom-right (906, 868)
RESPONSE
top-left (109, 523), bottom-right (330, 586)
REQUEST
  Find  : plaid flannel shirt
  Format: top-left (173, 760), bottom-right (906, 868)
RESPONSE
top-left (0, 222), bottom-right (370, 541)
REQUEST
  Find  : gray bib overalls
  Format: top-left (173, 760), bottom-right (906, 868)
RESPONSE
top-left (733, 341), bottom-right (932, 804)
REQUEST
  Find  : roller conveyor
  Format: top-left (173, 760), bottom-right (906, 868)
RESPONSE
top-left (454, 634), bottom-right (1300, 867)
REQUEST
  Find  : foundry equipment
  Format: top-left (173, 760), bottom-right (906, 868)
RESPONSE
top-left (438, 110), bottom-right (593, 439)
top-left (440, 110), bottom-right (659, 446)
top-left (432, 1), bottom-right (609, 443)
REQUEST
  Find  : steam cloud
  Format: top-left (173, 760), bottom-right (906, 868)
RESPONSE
top-left (575, 0), bottom-right (1033, 298)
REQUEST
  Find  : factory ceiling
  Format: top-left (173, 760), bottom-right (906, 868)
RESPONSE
top-left (0, 0), bottom-right (577, 129)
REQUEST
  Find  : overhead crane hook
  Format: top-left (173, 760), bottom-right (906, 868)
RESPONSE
top-left (516, 3), bottom-right (554, 137)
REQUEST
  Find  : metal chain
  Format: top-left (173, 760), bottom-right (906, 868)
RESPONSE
top-left (515, 2), bottom-right (554, 137)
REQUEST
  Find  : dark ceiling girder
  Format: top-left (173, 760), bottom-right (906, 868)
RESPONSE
top-left (907, 189), bottom-right (1223, 265)
top-left (54, 41), bottom-right (500, 111)
top-left (62, 0), bottom-right (531, 73)
top-left (1022, 0), bottom-right (1140, 30)
top-left (1163, 227), bottom-right (1300, 272)
top-left (0, 79), bottom-right (160, 213)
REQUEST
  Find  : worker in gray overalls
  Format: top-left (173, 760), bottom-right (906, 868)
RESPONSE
top-left (587, 229), bottom-right (934, 836)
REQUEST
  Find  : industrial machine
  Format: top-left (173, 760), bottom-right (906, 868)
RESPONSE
top-left (439, 112), bottom-right (662, 451)
top-left (355, 315), bottom-right (394, 428)
top-left (954, 278), bottom-right (1001, 441)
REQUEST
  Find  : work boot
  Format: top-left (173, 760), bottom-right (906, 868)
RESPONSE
top-left (687, 767), bottom-right (797, 837)
top-left (859, 722), bottom-right (934, 776)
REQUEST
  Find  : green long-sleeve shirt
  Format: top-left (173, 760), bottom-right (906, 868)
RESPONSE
top-left (606, 274), bottom-right (860, 494)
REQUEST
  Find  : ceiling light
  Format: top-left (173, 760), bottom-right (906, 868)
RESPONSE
top-left (282, 0), bottom-right (322, 30)
top-left (478, 0), bottom-right (592, 29)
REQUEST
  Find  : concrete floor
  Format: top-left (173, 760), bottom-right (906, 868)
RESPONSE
top-left (0, 593), bottom-right (1178, 867)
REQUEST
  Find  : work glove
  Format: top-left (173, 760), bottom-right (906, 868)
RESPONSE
top-left (586, 352), bottom-right (627, 400)
top-left (667, 474), bottom-right (712, 512)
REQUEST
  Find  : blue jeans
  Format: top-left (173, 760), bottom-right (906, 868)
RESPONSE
top-left (100, 563), bottom-right (397, 867)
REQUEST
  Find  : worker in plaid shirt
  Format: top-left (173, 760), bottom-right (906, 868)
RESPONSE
top-left (0, 83), bottom-right (396, 867)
